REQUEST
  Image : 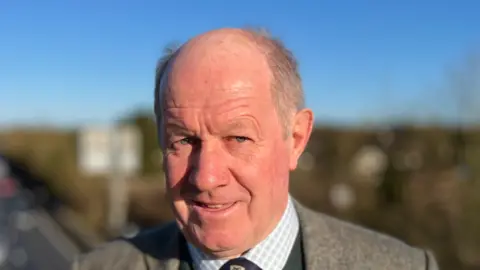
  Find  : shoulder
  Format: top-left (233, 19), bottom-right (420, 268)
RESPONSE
top-left (71, 222), bottom-right (180, 270)
top-left (71, 239), bottom-right (142, 270)
top-left (320, 214), bottom-right (434, 268)
top-left (295, 202), bottom-right (439, 269)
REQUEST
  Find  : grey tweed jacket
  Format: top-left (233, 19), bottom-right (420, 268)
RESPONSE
top-left (72, 201), bottom-right (439, 270)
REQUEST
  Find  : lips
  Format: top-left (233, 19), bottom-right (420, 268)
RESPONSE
top-left (190, 200), bottom-right (236, 211)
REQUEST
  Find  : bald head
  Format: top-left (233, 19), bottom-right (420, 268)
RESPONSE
top-left (154, 28), bottom-right (304, 133)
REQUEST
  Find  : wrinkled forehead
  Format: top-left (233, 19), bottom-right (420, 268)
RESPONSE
top-left (160, 34), bottom-right (273, 108)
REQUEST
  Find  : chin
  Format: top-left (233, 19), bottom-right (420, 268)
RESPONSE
top-left (185, 222), bottom-right (251, 256)
top-left (173, 201), bottom-right (254, 255)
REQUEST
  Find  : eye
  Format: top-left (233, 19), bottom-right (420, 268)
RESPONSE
top-left (179, 137), bottom-right (196, 145)
top-left (169, 136), bottom-right (199, 149)
top-left (229, 136), bottom-right (250, 143)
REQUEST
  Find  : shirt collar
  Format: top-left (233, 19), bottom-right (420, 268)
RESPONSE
top-left (187, 196), bottom-right (299, 270)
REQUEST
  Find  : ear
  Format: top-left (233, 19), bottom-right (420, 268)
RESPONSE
top-left (288, 109), bottom-right (314, 171)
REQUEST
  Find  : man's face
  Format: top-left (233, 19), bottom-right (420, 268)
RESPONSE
top-left (159, 34), bottom-right (310, 258)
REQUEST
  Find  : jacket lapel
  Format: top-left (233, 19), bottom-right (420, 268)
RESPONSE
top-left (128, 222), bottom-right (183, 270)
top-left (145, 223), bottom-right (194, 270)
top-left (146, 226), bottom-right (184, 270)
top-left (294, 200), bottom-right (342, 270)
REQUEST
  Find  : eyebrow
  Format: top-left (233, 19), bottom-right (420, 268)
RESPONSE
top-left (163, 117), bottom-right (262, 138)
top-left (221, 119), bottom-right (261, 138)
top-left (164, 122), bottom-right (194, 137)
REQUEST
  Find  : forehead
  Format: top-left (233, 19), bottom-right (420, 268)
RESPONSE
top-left (162, 34), bottom-right (273, 109)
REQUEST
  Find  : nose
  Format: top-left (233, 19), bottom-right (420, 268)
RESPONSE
top-left (188, 143), bottom-right (229, 192)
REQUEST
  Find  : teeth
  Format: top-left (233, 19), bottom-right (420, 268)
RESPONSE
top-left (193, 200), bottom-right (236, 209)
top-left (194, 201), bottom-right (228, 209)
top-left (206, 204), bottom-right (224, 209)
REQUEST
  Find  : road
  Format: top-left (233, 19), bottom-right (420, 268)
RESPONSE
top-left (0, 156), bottom-right (83, 270)
top-left (2, 206), bottom-right (80, 270)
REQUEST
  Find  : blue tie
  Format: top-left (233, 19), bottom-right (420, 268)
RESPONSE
top-left (219, 257), bottom-right (262, 270)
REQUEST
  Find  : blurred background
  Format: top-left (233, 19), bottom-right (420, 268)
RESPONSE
top-left (1, 1), bottom-right (479, 269)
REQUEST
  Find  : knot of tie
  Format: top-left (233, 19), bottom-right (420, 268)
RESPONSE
top-left (219, 257), bottom-right (262, 270)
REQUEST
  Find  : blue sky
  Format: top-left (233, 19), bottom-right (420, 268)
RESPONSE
top-left (1, 1), bottom-right (479, 127)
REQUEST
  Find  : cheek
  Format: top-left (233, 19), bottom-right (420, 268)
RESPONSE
top-left (164, 155), bottom-right (189, 191)
top-left (233, 143), bottom-right (290, 196)
top-left (260, 144), bottom-right (291, 198)
top-left (272, 142), bottom-right (291, 177)
top-left (164, 156), bottom-right (191, 223)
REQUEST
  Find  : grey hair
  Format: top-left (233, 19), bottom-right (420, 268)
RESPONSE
top-left (242, 27), bottom-right (305, 133)
top-left (153, 28), bottom-right (305, 135)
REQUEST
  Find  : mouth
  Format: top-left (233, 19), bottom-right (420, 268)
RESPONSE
top-left (190, 200), bottom-right (237, 212)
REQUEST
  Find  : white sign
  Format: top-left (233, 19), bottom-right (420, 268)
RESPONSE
top-left (112, 125), bottom-right (141, 176)
top-left (78, 126), bottom-right (111, 175)
top-left (77, 125), bottom-right (141, 176)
